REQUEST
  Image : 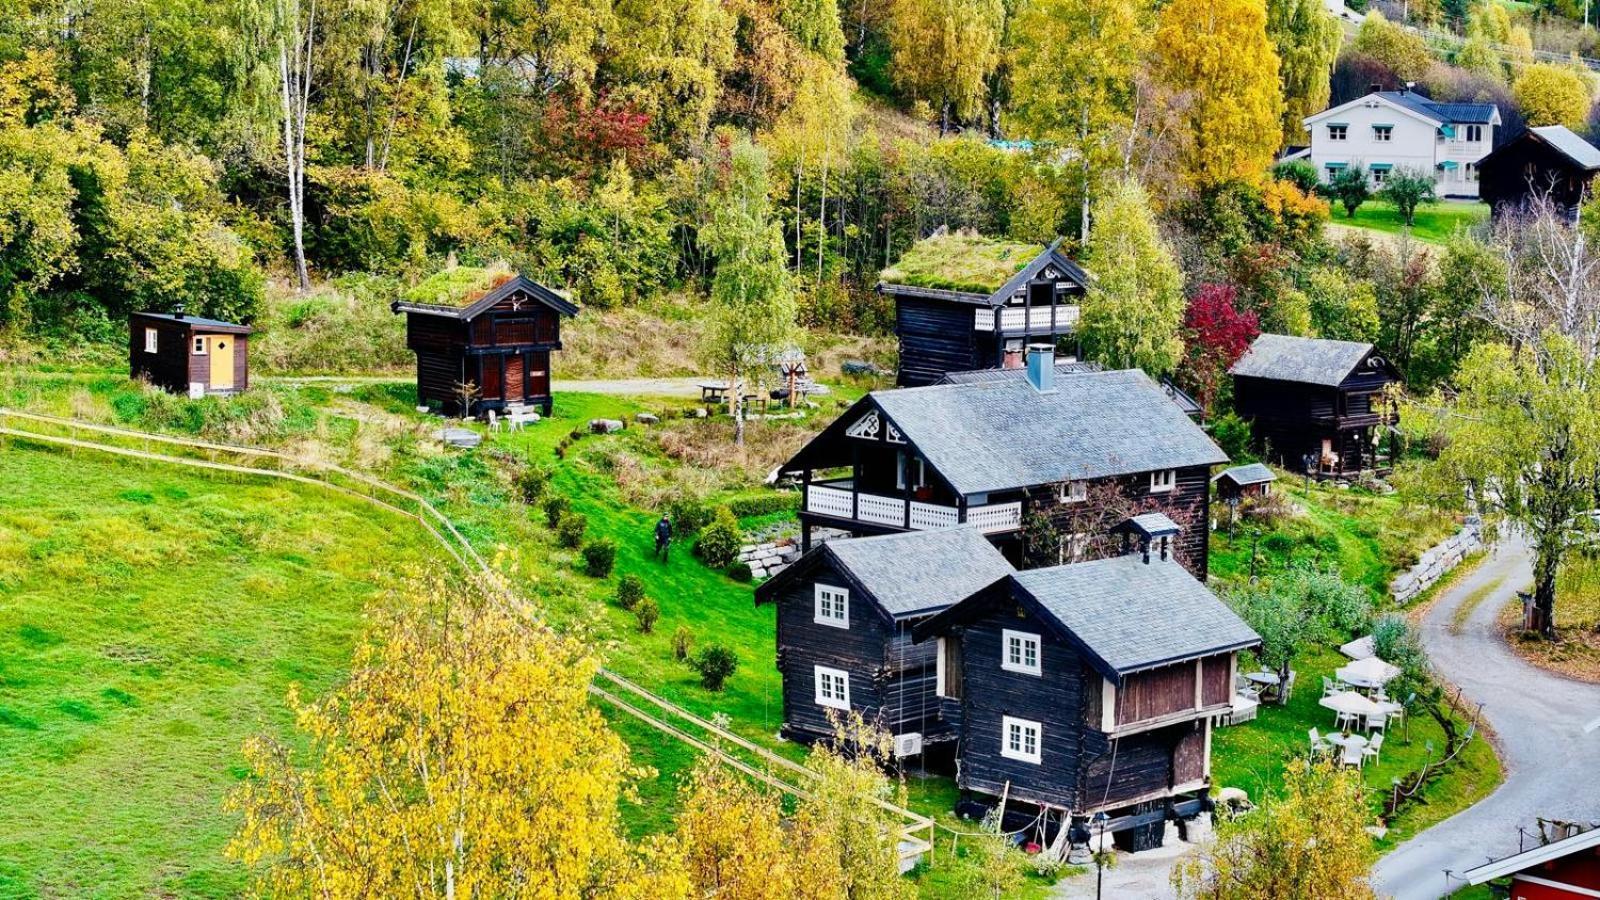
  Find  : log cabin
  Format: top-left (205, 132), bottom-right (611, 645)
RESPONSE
top-left (391, 267), bottom-right (578, 416)
top-left (753, 527), bottom-right (1015, 755)
top-left (1212, 463), bottom-right (1277, 503)
top-left (778, 346), bottom-right (1228, 578)
top-left (913, 537), bottom-right (1260, 851)
top-left (1230, 334), bottom-right (1400, 478)
top-left (878, 233), bottom-right (1090, 387)
top-left (129, 310), bottom-right (252, 397)
top-left (1478, 125), bottom-right (1600, 223)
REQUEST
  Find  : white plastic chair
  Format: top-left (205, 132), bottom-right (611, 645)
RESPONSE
top-left (1342, 742), bottom-right (1365, 768)
top-left (1308, 728), bottom-right (1331, 757)
top-left (1366, 713), bottom-right (1387, 735)
top-left (486, 409), bottom-right (500, 433)
top-left (1364, 733), bottom-right (1385, 764)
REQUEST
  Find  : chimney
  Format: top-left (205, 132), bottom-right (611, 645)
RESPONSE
top-left (1368, 83), bottom-right (1382, 95)
top-left (1026, 343), bottom-right (1055, 393)
top-left (173, 302), bottom-right (186, 320)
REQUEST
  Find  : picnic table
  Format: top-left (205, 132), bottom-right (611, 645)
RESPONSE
top-left (699, 381), bottom-right (740, 403)
top-left (1244, 671), bottom-right (1281, 688)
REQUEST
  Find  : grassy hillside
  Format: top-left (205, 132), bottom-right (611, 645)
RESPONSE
top-left (0, 445), bottom-right (441, 898)
top-left (1326, 199), bottom-right (1489, 245)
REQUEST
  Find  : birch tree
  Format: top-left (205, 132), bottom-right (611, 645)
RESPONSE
top-left (885, 0), bottom-right (1005, 133)
top-left (1078, 177), bottom-right (1186, 374)
top-left (274, 0), bottom-right (315, 292)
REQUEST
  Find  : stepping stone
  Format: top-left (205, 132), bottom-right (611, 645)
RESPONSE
top-left (635, 413), bottom-right (659, 425)
top-left (589, 418), bottom-right (625, 434)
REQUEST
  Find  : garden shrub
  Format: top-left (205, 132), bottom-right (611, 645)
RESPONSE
top-left (616, 573), bottom-right (645, 610)
top-left (542, 495), bottom-right (570, 528)
top-left (557, 511), bottom-right (588, 548)
top-left (726, 561), bottom-right (753, 583)
top-left (695, 506), bottom-right (742, 569)
top-left (691, 644), bottom-right (738, 691)
top-left (635, 597), bottom-right (660, 633)
top-left (672, 625), bottom-right (694, 661)
top-left (581, 538), bottom-right (616, 577)
top-left (666, 495), bottom-right (712, 536)
top-left (516, 466), bottom-right (549, 504)
top-left (726, 493), bottom-right (799, 518)
top-left (1210, 412), bottom-right (1254, 461)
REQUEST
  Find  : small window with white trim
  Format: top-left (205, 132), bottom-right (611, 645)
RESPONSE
top-left (1002, 629), bottom-right (1041, 676)
top-left (814, 584), bottom-right (848, 628)
top-left (1327, 124), bottom-right (1347, 141)
top-left (193, 336), bottom-right (207, 355)
top-left (1150, 469), bottom-right (1176, 493)
top-left (815, 666), bottom-right (851, 710)
top-left (144, 328), bottom-right (158, 353)
top-left (1001, 716), bottom-right (1042, 764)
top-left (1058, 480), bottom-right (1086, 503)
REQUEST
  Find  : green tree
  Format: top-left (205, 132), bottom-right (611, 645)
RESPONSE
top-left (699, 135), bottom-right (797, 445)
top-left (0, 122), bottom-right (79, 330)
top-left (1304, 265), bottom-right (1380, 343)
top-left (1008, 0), bottom-right (1149, 238)
top-left (1379, 168), bottom-right (1437, 226)
top-left (1079, 177), bottom-right (1186, 374)
top-left (1153, 0), bottom-right (1284, 189)
top-left (1267, 0), bottom-right (1342, 148)
top-left (1352, 10), bottom-right (1431, 81)
top-left (607, 0), bottom-right (736, 152)
top-left (1513, 63), bottom-right (1594, 130)
top-left (1328, 164), bottom-right (1370, 218)
top-left (886, 0), bottom-right (1006, 133)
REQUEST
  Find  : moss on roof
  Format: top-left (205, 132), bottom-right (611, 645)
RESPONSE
top-left (402, 262), bottom-right (515, 308)
top-left (879, 232), bottom-right (1044, 295)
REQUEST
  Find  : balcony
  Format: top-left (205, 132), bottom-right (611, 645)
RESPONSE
top-left (802, 481), bottom-right (1022, 534)
top-left (974, 304), bottom-right (1080, 334)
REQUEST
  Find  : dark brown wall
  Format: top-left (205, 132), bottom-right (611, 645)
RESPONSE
top-left (129, 316), bottom-right (192, 393)
top-left (773, 559), bottom-right (892, 741)
top-left (1024, 465), bottom-right (1212, 580)
top-left (896, 297), bottom-right (982, 387)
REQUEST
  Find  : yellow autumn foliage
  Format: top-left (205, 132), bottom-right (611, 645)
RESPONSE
top-left (1513, 63), bottom-right (1596, 130)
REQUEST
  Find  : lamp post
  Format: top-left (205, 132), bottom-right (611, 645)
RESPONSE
top-left (1093, 811), bottom-right (1110, 900)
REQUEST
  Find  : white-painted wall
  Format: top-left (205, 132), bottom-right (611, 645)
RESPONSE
top-left (1306, 96), bottom-right (1494, 199)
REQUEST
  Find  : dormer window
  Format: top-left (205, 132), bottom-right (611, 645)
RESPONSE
top-left (1058, 480), bottom-right (1087, 504)
top-left (144, 328), bottom-right (158, 353)
top-left (1150, 469), bottom-right (1176, 493)
top-left (1327, 123), bottom-right (1347, 141)
top-left (814, 584), bottom-right (848, 628)
top-left (1373, 125), bottom-right (1393, 142)
top-left (1002, 629), bottom-right (1041, 676)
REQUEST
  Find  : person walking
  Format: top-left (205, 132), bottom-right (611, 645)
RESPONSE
top-left (654, 514), bottom-right (672, 561)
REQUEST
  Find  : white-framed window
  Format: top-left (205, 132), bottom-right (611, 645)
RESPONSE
top-left (1058, 480), bottom-right (1087, 504)
top-left (193, 336), bottom-right (207, 355)
top-left (896, 452), bottom-right (925, 491)
top-left (1325, 164), bottom-right (1345, 181)
top-left (814, 665), bottom-right (851, 710)
top-left (1001, 716), bottom-right (1042, 764)
top-left (1371, 167), bottom-right (1390, 186)
top-left (1372, 125), bottom-right (1393, 142)
top-left (814, 584), bottom-right (849, 628)
top-left (1327, 123), bottom-right (1347, 141)
top-left (1150, 469), bottom-right (1176, 493)
top-left (1466, 162), bottom-right (1479, 183)
top-left (1463, 124), bottom-right (1483, 143)
top-left (1002, 629), bottom-right (1042, 676)
top-left (144, 328), bottom-right (158, 353)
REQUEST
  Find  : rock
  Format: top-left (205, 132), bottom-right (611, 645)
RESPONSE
top-left (433, 427), bottom-right (482, 449)
top-left (691, 407), bottom-right (709, 418)
top-left (589, 418), bottom-right (625, 434)
top-left (635, 412), bottom-right (660, 425)
top-left (841, 359), bottom-right (879, 376)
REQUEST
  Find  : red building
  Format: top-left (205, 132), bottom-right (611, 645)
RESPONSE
top-left (1465, 826), bottom-right (1600, 899)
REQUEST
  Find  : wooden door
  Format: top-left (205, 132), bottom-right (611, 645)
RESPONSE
top-left (480, 355), bottom-right (503, 399)
top-left (505, 354), bottom-right (526, 403)
top-left (208, 336), bottom-right (234, 390)
top-left (1172, 724), bottom-right (1207, 785)
top-left (528, 351), bottom-right (550, 398)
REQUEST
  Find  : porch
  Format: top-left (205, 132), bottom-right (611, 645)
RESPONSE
top-left (801, 479), bottom-right (1023, 535)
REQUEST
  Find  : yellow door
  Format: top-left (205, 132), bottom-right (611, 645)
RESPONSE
top-left (208, 336), bottom-right (234, 390)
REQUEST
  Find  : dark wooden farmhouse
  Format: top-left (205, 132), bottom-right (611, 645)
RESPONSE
top-left (391, 268), bottom-right (578, 416)
top-left (129, 310), bottom-right (252, 397)
top-left (1212, 463), bottom-right (1276, 503)
top-left (913, 540), bottom-right (1260, 850)
top-left (879, 233), bottom-right (1090, 387)
top-left (753, 527), bottom-right (1014, 754)
top-left (1478, 125), bottom-right (1600, 223)
top-left (1230, 334), bottom-right (1399, 478)
top-left (778, 348), bottom-right (1228, 578)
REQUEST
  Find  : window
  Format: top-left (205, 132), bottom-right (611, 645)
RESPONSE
top-left (1057, 532), bottom-right (1091, 565)
top-left (144, 328), bottom-right (158, 353)
top-left (896, 452), bottom-right (925, 491)
top-left (814, 584), bottom-right (849, 628)
top-left (1325, 164), bottom-right (1345, 181)
top-left (1372, 125), bottom-right (1393, 142)
top-left (1058, 480), bottom-right (1086, 504)
top-left (1466, 162), bottom-right (1479, 183)
top-left (1002, 629), bottom-right (1042, 676)
top-left (814, 666), bottom-right (851, 710)
top-left (1150, 469), bottom-right (1176, 493)
top-left (1327, 124), bottom-right (1347, 141)
top-left (1001, 716), bottom-right (1042, 764)
top-left (1371, 167), bottom-right (1389, 186)
top-left (1463, 124), bottom-right (1483, 143)
top-left (192, 336), bottom-right (207, 355)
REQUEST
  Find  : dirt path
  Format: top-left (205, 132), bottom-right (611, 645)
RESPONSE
top-left (262, 374), bottom-right (709, 397)
top-left (1373, 537), bottom-right (1600, 898)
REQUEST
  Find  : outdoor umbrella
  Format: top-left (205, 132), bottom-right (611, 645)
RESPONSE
top-left (1319, 690), bottom-right (1382, 720)
top-left (1337, 656), bottom-right (1402, 689)
top-left (1339, 635), bottom-right (1376, 660)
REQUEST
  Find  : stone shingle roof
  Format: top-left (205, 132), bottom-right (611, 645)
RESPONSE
top-left (1531, 125), bottom-right (1600, 170)
top-left (1015, 556), bottom-right (1260, 677)
top-left (870, 370), bottom-right (1227, 495)
top-left (1214, 463), bottom-right (1276, 487)
top-left (1229, 333), bottom-right (1374, 388)
top-left (938, 361), bottom-right (1104, 385)
top-left (823, 527), bottom-right (1014, 619)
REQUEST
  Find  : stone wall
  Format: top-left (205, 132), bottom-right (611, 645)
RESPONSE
top-left (1391, 517), bottom-right (1483, 604)
top-left (740, 527), bottom-right (851, 579)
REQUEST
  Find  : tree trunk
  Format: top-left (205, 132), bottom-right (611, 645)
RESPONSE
top-left (1530, 546), bottom-right (1560, 640)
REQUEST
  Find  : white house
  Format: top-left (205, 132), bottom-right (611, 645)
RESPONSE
top-left (1302, 89), bottom-right (1500, 199)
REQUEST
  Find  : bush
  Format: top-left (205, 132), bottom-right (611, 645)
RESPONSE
top-left (581, 538), bottom-right (616, 577)
top-left (672, 625), bottom-right (694, 661)
top-left (666, 495), bottom-right (712, 536)
top-left (542, 494), bottom-right (570, 528)
top-left (516, 466), bottom-right (549, 504)
top-left (1210, 412), bottom-right (1253, 462)
top-left (726, 561), bottom-right (753, 583)
top-left (695, 506), bottom-right (743, 569)
top-left (690, 644), bottom-right (739, 691)
top-left (635, 597), bottom-right (660, 633)
top-left (557, 511), bottom-right (589, 548)
top-left (616, 573), bottom-right (645, 610)
top-left (726, 493), bottom-right (800, 518)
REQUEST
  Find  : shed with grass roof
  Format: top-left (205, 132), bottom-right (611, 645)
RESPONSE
top-left (392, 266), bottom-right (578, 416)
top-left (878, 232), bottom-right (1090, 386)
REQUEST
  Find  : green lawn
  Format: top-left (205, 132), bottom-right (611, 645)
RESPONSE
top-left (1327, 199), bottom-right (1489, 244)
top-left (0, 443), bottom-right (441, 898)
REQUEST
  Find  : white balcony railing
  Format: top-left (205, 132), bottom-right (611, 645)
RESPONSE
top-left (974, 304), bottom-right (1080, 333)
top-left (804, 486), bottom-right (1022, 534)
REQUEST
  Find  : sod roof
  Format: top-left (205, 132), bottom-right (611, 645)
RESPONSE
top-left (402, 263), bottom-right (516, 308)
top-left (879, 232), bottom-right (1045, 295)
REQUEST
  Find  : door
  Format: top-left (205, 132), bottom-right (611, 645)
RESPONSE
top-left (528, 351), bottom-right (550, 398)
top-left (505, 354), bottom-right (526, 403)
top-left (208, 336), bottom-right (234, 390)
top-left (480, 355), bottom-right (503, 399)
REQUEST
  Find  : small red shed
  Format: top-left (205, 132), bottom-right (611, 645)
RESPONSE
top-left (129, 310), bottom-right (252, 397)
top-left (1465, 825), bottom-right (1600, 898)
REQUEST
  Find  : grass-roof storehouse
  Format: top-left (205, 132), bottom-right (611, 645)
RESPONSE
top-left (392, 267), bottom-right (578, 416)
top-left (879, 233), bottom-right (1089, 387)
